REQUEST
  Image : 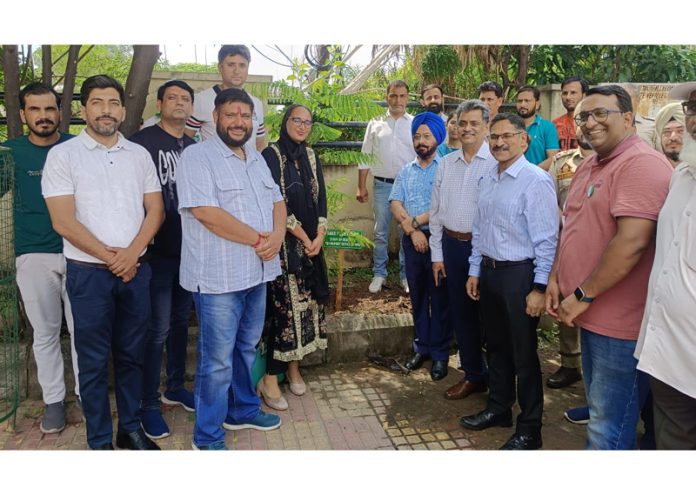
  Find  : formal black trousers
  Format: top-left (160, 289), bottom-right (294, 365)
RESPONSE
top-left (479, 260), bottom-right (543, 435)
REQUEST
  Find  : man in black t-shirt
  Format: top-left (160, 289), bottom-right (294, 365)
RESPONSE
top-left (129, 80), bottom-right (196, 440)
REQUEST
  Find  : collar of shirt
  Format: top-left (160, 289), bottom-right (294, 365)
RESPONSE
top-left (496, 154), bottom-right (528, 180)
top-left (593, 134), bottom-right (642, 166)
top-left (527, 114), bottom-right (543, 129)
top-left (455, 141), bottom-right (494, 165)
top-left (384, 110), bottom-right (413, 123)
top-left (210, 132), bottom-right (259, 164)
top-left (409, 154), bottom-right (440, 171)
top-left (78, 129), bottom-right (132, 151)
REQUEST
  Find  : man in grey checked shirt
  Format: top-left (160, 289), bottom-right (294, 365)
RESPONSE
top-left (177, 88), bottom-right (287, 451)
top-left (429, 100), bottom-right (497, 401)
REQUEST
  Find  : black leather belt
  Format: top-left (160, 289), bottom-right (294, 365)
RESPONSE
top-left (481, 256), bottom-right (533, 269)
top-left (374, 176), bottom-right (395, 184)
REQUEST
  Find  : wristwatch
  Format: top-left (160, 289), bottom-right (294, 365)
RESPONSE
top-left (533, 283), bottom-right (547, 293)
top-left (411, 217), bottom-right (420, 229)
top-left (574, 286), bottom-right (594, 303)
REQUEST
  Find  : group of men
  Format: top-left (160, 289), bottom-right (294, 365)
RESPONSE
top-left (4, 45), bottom-right (696, 450)
top-left (3, 45), bottom-right (285, 451)
top-left (358, 76), bottom-right (695, 450)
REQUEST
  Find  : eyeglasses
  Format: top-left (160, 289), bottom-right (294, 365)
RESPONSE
top-left (574, 108), bottom-right (623, 126)
top-left (489, 131), bottom-right (523, 141)
top-left (681, 100), bottom-right (696, 116)
top-left (289, 117), bottom-right (313, 128)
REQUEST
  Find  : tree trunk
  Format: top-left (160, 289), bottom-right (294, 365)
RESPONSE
top-left (120, 45), bottom-right (160, 138)
top-left (2, 45), bottom-right (23, 139)
top-left (59, 45), bottom-right (81, 133)
top-left (42, 45), bottom-right (53, 85)
top-left (515, 45), bottom-right (530, 89)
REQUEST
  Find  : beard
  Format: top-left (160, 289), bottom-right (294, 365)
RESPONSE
top-left (90, 116), bottom-right (119, 136)
top-left (415, 143), bottom-right (438, 159)
top-left (28, 119), bottom-right (58, 138)
top-left (426, 103), bottom-right (443, 114)
top-left (217, 122), bottom-right (253, 147)
top-left (517, 107), bottom-right (536, 119)
top-left (664, 150), bottom-right (681, 162)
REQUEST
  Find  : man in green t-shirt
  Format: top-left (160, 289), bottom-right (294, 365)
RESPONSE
top-left (1, 82), bottom-right (78, 434)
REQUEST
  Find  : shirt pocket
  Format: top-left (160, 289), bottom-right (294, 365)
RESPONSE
top-left (216, 177), bottom-right (247, 217)
top-left (260, 173), bottom-right (278, 207)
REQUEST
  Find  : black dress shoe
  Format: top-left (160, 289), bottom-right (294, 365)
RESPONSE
top-left (499, 432), bottom-right (542, 450)
top-left (546, 366), bottom-right (582, 389)
top-left (91, 443), bottom-right (114, 450)
top-left (459, 409), bottom-right (513, 431)
top-left (404, 352), bottom-right (428, 370)
top-left (430, 360), bottom-right (448, 381)
top-left (116, 428), bottom-right (161, 450)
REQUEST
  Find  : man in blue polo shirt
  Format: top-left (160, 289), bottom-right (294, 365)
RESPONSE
top-left (516, 85), bottom-right (559, 170)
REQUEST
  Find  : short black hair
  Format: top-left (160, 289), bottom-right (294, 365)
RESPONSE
top-left (157, 80), bottom-right (194, 102)
top-left (561, 76), bottom-right (589, 94)
top-left (420, 83), bottom-right (443, 99)
top-left (218, 45), bottom-right (251, 64)
top-left (214, 87), bottom-right (254, 112)
top-left (517, 85), bottom-right (540, 101)
top-left (387, 80), bottom-right (409, 94)
top-left (19, 82), bottom-right (61, 110)
top-left (477, 81), bottom-right (503, 98)
top-left (490, 112), bottom-right (527, 133)
top-left (80, 75), bottom-right (125, 106)
top-left (586, 84), bottom-right (633, 113)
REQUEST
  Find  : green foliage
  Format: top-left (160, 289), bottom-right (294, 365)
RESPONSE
top-left (420, 45), bottom-right (461, 94)
top-left (154, 61), bottom-right (218, 74)
top-left (527, 45), bottom-right (696, 86)
top-left (35, 45), bottom-right (133, 85)
top-left (265, 52), bottom-right (383, 167)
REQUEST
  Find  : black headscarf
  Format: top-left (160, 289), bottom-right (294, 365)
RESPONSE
top-left (276, 105), bottom-right (329, 304)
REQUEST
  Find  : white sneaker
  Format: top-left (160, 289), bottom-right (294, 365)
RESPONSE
top-left (401, 278), bottom-right (409, 294)
top-left (369, 276), bottom-right (385, 293)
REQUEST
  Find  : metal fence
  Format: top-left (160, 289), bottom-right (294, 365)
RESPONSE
top-left (0, 147), bottom-right (19, 426)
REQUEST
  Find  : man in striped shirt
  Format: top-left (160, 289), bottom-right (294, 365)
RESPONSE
top-left (461, 113), bottom-right (558, 450)
top-left (430, 100), bottom-right (496, 400)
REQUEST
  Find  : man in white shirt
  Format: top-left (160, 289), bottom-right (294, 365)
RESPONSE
top-left (42, 75), bottom-right (164, 450)
top-left (635, 81), bottom-right (696, 449)
top-left (357, 80), bottom-right (413, 293)
top-left (185, 45), bottom-right (266, 151)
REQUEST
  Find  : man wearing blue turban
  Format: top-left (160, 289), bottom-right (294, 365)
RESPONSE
top-left (389, 112), bottom-right (451, 381)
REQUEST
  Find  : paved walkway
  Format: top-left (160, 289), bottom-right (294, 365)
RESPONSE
top-left (0, 348), bottom-right (589, 450)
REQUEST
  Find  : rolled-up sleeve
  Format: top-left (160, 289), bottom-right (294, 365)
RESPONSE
top-left (525, 174), bottom-right (559, 284)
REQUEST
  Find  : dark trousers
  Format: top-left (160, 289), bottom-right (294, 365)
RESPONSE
top-left (402, 233), bottom-right (451, 361)
top-left (141, 256), bottom-right (192, 410)
top-left (479, 260), bottom-right (543, 435)
top-left (66, 260), bottom-right (151, 448)
top-left (442, 233), bottom-right (486, 382)
top-left (650, 376), bottom-right (696, 450)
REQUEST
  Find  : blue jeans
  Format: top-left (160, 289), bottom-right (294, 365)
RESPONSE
top-left (372, 178), bottom-right (405, 280)
top-left (141, 257), bottom-right (192, 411)
top-left (192, 284), bottom-right (266, 447)
top-left (581, 328), bottom-right (640, 450)
top-left (66, 260), bottom-right (151, 448)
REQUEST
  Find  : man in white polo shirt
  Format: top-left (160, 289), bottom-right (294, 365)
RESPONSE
top-left (185, 45), bottom-right (266, 151)
top-left (42, 75), bottom-right (164, 450)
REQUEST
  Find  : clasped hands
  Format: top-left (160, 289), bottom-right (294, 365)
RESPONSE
top-left (105, 246), bottom-right (140, 283)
